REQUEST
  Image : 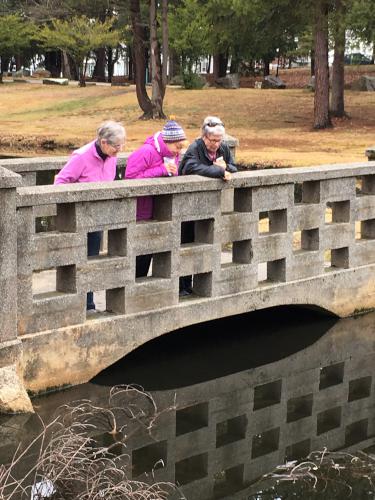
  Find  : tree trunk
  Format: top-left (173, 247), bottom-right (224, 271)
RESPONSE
top-left (213, 54), bottom-right (220, 79)
top-left (150, 0), bottom-right (166, 118)
top-left (313, 0), bottom-right (332, 129)
top-left (79, 59), bottom-right (87, 87)
top-left (92, 48), bottom-right (107, 82)
top-left (330, 0), bottom-right (346, 117)
top-left (130, 0), bottom-right (153, 118)
top-left (263, 57), bottom-right (270, 76)
top-left (161, 0), bottom-right (169, 89)
top-left (213, 53), bottom-right (228, 79)
top-left (128, 46), bottom-right (134, 80)
top-left (169, 48), bottom-right (180, 79)
top-left (44, 51), bottom-right (61, 77)
top-left (61, 51), bottom-right (73, 79)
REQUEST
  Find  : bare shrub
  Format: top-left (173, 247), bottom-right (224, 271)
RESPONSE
top-left (0, 385), bottom-right (183, 500)
top-left (249, 448), bottom-right (375, 498)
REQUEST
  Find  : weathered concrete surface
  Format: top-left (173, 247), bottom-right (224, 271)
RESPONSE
top-left (0, 168), bottom-right (33, 412)
top-left (1, 160), bottom-right (375, 399)
top-left (0, 365), bottom-right (34, 413)
top-left (20, 264), bottom-right (375, 393)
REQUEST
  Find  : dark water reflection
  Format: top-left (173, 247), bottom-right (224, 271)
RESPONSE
top-left (2, 306), bottom-right (375, 499)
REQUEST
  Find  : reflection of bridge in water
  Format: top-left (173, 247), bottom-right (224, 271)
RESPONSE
top-left (115, 310), bottom-right (375, 499)
top-left (1, 308), bottom-right (375, 499)
top-left (1, 158), bottom-right (375, 410)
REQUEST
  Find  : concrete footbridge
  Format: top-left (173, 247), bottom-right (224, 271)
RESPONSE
top-left (1, 155), bottom-right (375, 411)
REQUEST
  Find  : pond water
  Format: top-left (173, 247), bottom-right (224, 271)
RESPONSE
top-left (1, 306), bottom-right (375, 499)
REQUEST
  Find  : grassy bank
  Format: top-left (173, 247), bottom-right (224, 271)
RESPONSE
top-left (0, 80), bottom-right (374, 166)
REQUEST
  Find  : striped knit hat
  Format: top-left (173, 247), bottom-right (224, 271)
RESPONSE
top-left (161, 120), bottom-right (186, 143)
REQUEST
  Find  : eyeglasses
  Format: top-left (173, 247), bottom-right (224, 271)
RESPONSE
top-left (206, 121), bottom-right (224, 127)
top-left (205, 136), bottom-right (223, 144)
top-left (107, 141), bottom-right (124, 150)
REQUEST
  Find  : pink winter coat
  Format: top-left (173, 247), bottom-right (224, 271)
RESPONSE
top-left (125, 133), bottom-right (180, 220)
top-left (54, 140), bottom-right (117, 184)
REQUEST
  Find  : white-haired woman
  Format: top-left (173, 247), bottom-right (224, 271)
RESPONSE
top-left (178, 117), bottom-right (237, 296)
top-left (178, 116), bottom-right (237, 180)
top-left (55, 120), bottom-right (126, 312)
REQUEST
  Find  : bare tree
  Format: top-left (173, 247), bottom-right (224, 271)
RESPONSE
top-left (130, 0), bottom-right (153, 118)
top-left (149, 0), bottom-right (167, 118)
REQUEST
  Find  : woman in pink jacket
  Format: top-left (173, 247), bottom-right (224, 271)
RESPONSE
top-left (55, 120), bottom-right (126, 312)
top-left (125, 120), bottom-right (186, 277)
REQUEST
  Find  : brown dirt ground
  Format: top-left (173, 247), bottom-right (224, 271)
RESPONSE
top-left (0, 68), bottom-right (374, 167)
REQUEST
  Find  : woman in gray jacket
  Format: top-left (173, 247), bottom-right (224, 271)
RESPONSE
top-left (178, 117), bottom-right (237, 295)
top-left (178, 116), bottom-right (237, 180)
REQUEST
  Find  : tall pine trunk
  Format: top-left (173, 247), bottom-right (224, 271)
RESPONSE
top-left (161, 0), bottom-right (169, 91)
top-left (130, 0), bottom-right (153, 118)
top-left (330, 0), bottom-right (346, 117)
top-left (150, 0), bottom-right (166, 118)
top-left (92, 48), bottom-right (107, 82)
top-left (314, 0), bottom-right (332, 129)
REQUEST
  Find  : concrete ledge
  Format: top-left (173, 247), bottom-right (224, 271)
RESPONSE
top-left (15, 161), bottom-right (375, 207)
top-left (21, 264), bottom-right (375, 393)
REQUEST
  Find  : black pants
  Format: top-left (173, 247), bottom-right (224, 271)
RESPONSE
top-left (180, 221), bottom-right (194, 291)
top-left (87, 231), bottom-right (102, 310)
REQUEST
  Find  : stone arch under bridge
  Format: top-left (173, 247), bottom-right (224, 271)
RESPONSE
top-left (1, 157), bottom-right (375, 410)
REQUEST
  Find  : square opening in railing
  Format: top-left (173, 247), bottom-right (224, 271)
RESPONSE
top-left (86, 287), bottom-right (125, 319)
top-left (287, 393), bottom-right (313, 423)
top-left (132, 440), bottom-right (167, 478)
top-left (259, 209), bottom-right (287, 235)
top-left (356, 219), bottom-right (375, 241)
top-left (35, 215), bottom-right (56, 233)
top-left (360, 175), bottom-right (375, 196)
top-left (293, 228), bottom-right (319, 253)
top-left (181, 219), bottom-right (214, 246)
top-left (258, 258), bottom-right (286, 284)
top-left (302, 181), bottom-right (320, 204)
top-left (254, 380), bottom-right (282, 411)
top-left (179, 272), bottom-right (212, 301)
top-left (216, 414), bottom-right (247, 448)
top-left (317, 406), bottom-right (342, 435)
top-left (285, 439), bottom-right (311, 462)
top-left (176, 402), bottom-right (208, 436)
top-left (32, 265), bottom-right (76, 299)
top-left (135, 251), bottom-right (171, 281)
top-left (348, 376), bottom-right (372, 402)
top-left (151, 194), bottom-right (173, 222)
top-left (87, 229), bottom-right (127, 259)
top-left (221, 240), bottom-right (252, 266)
top-left (251, 427), bottom-right (280, 459)
top-left (319, 362), bottom-right (344, 390)
top-left (325, 201), bottom-right (350, 224)
top-left (233, 187), bottom-right (252, 213)
top-left (324, 247), bottom-right (349, 270)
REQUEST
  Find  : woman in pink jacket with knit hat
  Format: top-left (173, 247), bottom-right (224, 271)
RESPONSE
top-left (125, 120), bottom-right (186, 277)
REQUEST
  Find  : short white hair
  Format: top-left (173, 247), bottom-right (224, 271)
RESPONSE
top-left (202, 116), bottom-right (225, 137)
top-left (97, 120), bottom-right (126, 144)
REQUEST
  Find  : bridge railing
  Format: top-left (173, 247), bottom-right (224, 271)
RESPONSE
top-left (15, 161), bottom-right (375, 336)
